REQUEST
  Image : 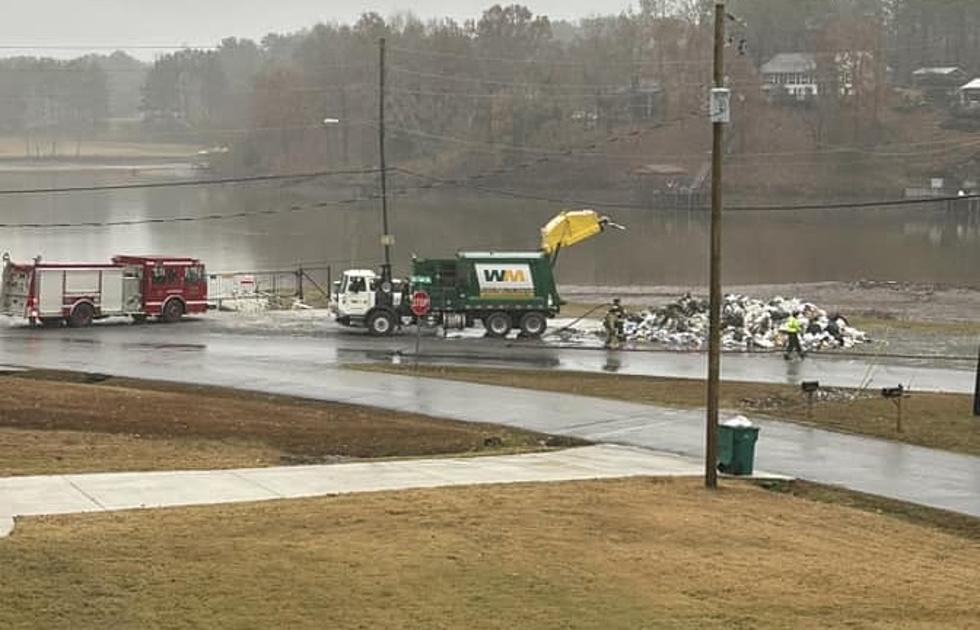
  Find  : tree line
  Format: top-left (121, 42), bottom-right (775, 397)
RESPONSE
top-left (0, 1), bottom-right (978, 165)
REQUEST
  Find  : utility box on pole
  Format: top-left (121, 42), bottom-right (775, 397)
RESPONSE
top-left (710, 87), bottom-right (731, 124)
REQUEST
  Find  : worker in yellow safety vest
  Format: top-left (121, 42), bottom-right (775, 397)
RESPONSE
top-left (782, 311), bottom-right (806, 360)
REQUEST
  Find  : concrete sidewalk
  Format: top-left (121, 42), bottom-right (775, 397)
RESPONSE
top-left (0, 445), bottom-right (728, 538)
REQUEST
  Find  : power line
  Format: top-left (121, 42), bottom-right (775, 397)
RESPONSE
top-left (0, 167), bottom-right (380, 196)
top-left (387, 44), bottom-right (715, 68)
top-left (387, 36), bottom-right (952, 68)
top-left (394, 166), bottom-right (651, 208)
top-left (0, 195), bottom-right (379, 229)
top-left (388, 66), bottom-right (647, 93)
top-left (383, 119), bottom-right (980, 163)
top-left (729, 193), bottom-right (980, 212)
top-left (395, 166), bottom-right (980, 212)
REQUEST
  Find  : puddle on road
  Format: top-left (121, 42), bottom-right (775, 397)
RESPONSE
top-left (125, 342), bottom-right (207, 351)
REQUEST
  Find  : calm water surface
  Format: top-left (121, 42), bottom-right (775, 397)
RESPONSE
top-left (1, 166), bottom-right (977, 286)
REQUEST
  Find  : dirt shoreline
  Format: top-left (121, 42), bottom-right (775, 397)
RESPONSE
top-left (561, 281), bottom-right (980, 322)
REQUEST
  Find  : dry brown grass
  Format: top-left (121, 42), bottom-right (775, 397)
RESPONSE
top-left (0, 427), bottom-right (280, 476)
top-left (356, 365), bottom-right (980, 456)
top-left (0, 371), bottom-right (559, 476)
top-left (0, 478), bottom-right (976, 629)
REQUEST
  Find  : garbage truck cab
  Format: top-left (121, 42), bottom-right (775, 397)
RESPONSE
top-left (333, 269), bottom-right (406, 334)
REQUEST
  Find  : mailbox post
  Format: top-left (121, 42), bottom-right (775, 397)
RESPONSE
top-left (882, 385), bottom-right (906, 433)
top-left (974, 345), bottom-right (979, 416)
top-left (801, 381), bottom-right (820, 419)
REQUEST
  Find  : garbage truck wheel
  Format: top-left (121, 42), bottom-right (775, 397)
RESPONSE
top-left (367, 310), bottom-right (396, 336)
top-left (484, 312), bottom-right (511, 338)
top-left (519, 312), bottom-right (547, 338)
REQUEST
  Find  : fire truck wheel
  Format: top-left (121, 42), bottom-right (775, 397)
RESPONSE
top-left (68, 303), bottom-right (95, 328)
top-left (519, 312), bottom-right (548, 338)
top-left (161, 299), bottom-right (184, 323)
top-left (367, 310), bottom-right (395, 336)
top-left (484, 311), bottom-right (512, 338)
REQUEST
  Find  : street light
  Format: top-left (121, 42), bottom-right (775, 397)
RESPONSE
top-left (322, 118), bottom-right (340, 126)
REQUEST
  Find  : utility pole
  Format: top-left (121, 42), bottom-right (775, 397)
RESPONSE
top-left (705, 0), bottom-right (728, 489)
top-left (378, 37), bottom-right (392, 282)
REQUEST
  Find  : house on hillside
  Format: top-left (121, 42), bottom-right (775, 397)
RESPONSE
top-left (761, 51), bottom-right (879, 103)
top-left (912, 66), bottom-right (968, 103)
top-left (761, 53), bottom-right (818, 102)
top-left (912, 66), bottom-right (967, 89)
top-left (957, 79), bottom-right (980, 113)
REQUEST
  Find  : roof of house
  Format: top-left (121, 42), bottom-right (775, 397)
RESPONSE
top-left (913, 66), bottom-right (964, 76)
top-left (760, 53), bottom-right (816, 75)
top-left (959, 78), bottom-right (980, 91)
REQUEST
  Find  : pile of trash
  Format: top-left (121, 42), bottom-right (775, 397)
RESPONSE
top-left (617, 294), bottom-right (870, 351)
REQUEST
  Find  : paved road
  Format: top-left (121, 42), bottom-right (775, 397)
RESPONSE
top-left (0, 445), bottom-right (716, 537)
top-left (1, 320), bottom-right (977, 517)
top-left (1, 314), bottom-right (975, 393)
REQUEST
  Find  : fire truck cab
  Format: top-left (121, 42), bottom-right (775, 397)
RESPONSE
top-left (0, 254), bottom-right (207, 327)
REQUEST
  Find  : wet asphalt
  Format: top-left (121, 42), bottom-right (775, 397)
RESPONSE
top-left (0, 315), bottom-right (977, 516)
top-left (4, 314), bottom-right (970, 392)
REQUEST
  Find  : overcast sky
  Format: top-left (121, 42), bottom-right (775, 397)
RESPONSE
top-left (3, 0), bottom-right (631, 60)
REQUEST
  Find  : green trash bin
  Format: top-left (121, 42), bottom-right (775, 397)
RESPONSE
top-left (717, 424), bottom-right (760, 475)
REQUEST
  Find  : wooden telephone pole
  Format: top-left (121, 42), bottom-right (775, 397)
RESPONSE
top-left (705, 1), bottom-right (728, 489)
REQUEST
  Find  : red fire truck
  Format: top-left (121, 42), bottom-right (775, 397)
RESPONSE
top-left (0, 254), bottom-right (207, 327)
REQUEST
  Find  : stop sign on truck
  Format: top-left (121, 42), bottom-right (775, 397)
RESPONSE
top-left (410, 290), bottom-right (430, 317)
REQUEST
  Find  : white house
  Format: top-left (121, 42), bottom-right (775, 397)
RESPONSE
top-left (761, 51), bottom-right (877, 102)
top-left (957, 78), bottom-right (980, 110)
top-left (761, 53), bottom-right (818, 101)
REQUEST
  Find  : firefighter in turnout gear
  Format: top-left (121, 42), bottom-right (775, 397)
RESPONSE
top-left (604, 299), bottom-right (626, 349)
top-left (782, 311), bottom-right (806, 360)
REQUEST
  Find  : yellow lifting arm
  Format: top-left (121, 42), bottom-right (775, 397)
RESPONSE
top-left (540, 209), bottom-right (625, 256)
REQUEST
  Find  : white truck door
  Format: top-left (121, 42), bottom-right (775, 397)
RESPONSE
top-left (37, 270), bottom-right (65, 316)
top-left (340, 276), bottom-right (372, 316)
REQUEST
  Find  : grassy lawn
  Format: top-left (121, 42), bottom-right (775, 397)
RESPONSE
top-left (355, 365), bottom-right (980, 456)
top-left (0, 478), bottom-right (975, 629)
top-left (0, 370), bottom-right (562, 476)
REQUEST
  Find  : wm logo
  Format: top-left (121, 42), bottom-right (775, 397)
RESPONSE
top-left (483, 269), bottom-right (526, 282)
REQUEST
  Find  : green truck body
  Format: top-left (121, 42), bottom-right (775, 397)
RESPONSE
top-left (409, 251), bottom-right (560, 317)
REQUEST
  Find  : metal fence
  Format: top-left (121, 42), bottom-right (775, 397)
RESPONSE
top-left (208, 265), bottom-right (333, 310)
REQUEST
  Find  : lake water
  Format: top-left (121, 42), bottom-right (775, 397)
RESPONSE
top-left (1, 164), bottom-right (977, 286)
